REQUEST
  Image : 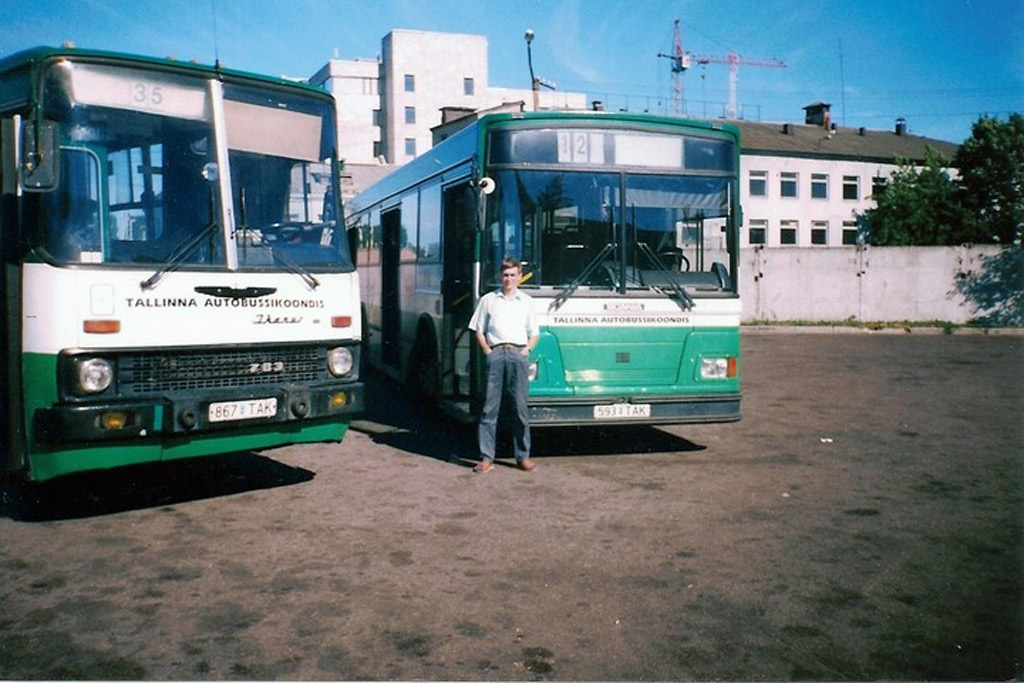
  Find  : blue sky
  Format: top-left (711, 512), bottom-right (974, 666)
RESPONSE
top-left (4, 0), bottom-right (1021, 144)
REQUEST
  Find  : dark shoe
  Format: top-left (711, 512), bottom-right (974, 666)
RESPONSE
top-left (473, 460), bottom-right (493, 473)
top-left (518, 459), bottom-right (537, 472)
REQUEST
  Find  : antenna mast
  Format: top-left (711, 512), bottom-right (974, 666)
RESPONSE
top-left (211, 0), bottom-right (221, 69)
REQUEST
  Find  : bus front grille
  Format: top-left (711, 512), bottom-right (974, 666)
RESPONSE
top-left (118, 345), bottom-right (324, 394)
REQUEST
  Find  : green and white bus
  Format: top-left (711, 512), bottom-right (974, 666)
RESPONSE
top-left (0, 47), bottom-right (362, 481)
top-left (347, 111), bottom-right (739, 427)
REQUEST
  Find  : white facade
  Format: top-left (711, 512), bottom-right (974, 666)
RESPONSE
top-left (310, 58), bottom-right (381, 165)
top-left (740, 154), bottom-right (898, 248)
top-left (381, 30), bottom-right (490, 164)
top-left (731, 115), bottom-right (959, 249)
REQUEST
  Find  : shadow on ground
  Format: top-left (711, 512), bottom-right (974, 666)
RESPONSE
top-left (0, 452), bottom-right (314, 522)
top-left (351, 370), bottom-right (707, 467)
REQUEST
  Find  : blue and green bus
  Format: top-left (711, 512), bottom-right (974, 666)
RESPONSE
top-left (347, 110), bottom-right (739, 426)
top-left (0, 46), bottom-right (362, 481)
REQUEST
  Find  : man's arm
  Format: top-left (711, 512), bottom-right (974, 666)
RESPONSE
top-left (523, 334), bottom-right (539, 355)
top-left (475, 329), bottom-right (492, 355)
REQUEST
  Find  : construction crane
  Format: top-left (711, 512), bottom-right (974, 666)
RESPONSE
top-left (659, 19), bottom-right (786, 119)
top-left (657, 20), bottom-right (690, 115)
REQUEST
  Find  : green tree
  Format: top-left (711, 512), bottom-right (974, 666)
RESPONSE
top-left (954, 114), bottom-right (1024, 245)
top-left (863, 148), bottom-right (977, 246)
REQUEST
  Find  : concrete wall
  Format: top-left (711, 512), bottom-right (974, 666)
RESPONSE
top-left (739, 245), bottom-right (1003, 323)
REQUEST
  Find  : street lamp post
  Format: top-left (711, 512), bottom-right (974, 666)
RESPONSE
top-left (525, 28), bottom-right (539, 112)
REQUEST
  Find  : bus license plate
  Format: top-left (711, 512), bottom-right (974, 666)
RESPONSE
top-left (208, 397), bottom-right (278, 423)
top-left (594, 403), bottom-right (651, 420)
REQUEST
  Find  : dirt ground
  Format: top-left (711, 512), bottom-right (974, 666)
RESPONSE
top-left (1, 330), bottom-right (1021, 681)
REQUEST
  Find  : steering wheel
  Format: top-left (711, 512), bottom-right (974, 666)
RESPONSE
top-left (657, 249), bottom-right (692, 272)
top-left (268, 222), bottom-right (305, 243)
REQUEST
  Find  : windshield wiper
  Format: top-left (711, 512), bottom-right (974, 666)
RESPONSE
top-left (140, 219), bottom-right (219, 290)
top-left (236, 226), bottom-right (320, 290)
top-left (550, 242), bottom-right (615, 311)
top-left (636, 241), bottom-right (695, 310)
top-left (236, 187), bottom-right (319, 290)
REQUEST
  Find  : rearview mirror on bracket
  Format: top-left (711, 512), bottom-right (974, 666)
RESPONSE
top-left (20, 119), bottom-right (60, 191)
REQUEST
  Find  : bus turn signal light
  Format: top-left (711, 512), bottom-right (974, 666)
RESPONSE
top-left (100, 411), bottom-right (129, 430)
top-left (84, 319), bottom-right (121, 334)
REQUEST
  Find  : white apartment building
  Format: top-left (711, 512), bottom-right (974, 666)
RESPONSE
top-left (734, 105), bottom-right (958, 248)
top-left (310, 56), bottom-right (382, 165)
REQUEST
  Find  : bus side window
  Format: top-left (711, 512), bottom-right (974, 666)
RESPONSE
top-left (43, 149), bottom-right (101, 263)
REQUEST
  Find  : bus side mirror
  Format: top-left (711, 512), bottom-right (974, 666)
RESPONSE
top-left (20, 119), bottom-right (60, 191)
top-left (346, 224), bottom-right (360, 262)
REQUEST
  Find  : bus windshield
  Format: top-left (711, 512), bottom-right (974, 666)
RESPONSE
top-left (225, 84), bottom-right (345, 268)
top-left (483, 168), bottom-right (734, 292)
top-left (33, 60), bottom-right (348, 270)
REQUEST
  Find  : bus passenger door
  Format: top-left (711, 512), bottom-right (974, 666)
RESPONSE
top-left (441, 182), bottom-right (475, 400)
top-left (380, 207), bottom-right (401, 369)
top-left (0, 119), bottom-right (26, 473)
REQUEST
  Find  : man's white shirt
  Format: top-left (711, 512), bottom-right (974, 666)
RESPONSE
top-left (468, 289), bottom-right (538, 347)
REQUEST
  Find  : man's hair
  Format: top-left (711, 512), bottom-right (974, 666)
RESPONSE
top-left (500, 256), bottom-right (522, 272)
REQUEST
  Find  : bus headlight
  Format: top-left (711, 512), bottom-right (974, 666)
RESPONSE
top-left (528, 360), bottom-right (539, 381)
top-left (77, 358), bottom-right (113, 393)
top-left (700, 356), bottom-right (737, 379)
top-left (327, 347), bottom-right (354, 377)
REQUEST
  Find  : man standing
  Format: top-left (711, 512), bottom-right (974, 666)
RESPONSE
top-left (468, 257), bottom-right (539, 473)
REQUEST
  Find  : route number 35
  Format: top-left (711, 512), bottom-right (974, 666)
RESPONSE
top-left (132, 83), bottom-right (163, 106)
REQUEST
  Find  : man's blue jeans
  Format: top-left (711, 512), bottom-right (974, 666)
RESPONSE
top-left (478, 346), bottom-right (530, 463)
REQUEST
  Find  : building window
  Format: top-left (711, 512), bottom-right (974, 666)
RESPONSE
top-left (780, 172), bottom-right (798, 198)
top-left (404, 137), bottom-right (416, 157)
top-left (372, 141), bottom-right (382, 159)
top-left (811, 221), bottom-right (829, 245)
top-left (404, 74), bottom-right (415, 92)
top-left (842, 220), bottom-right (858, 245)
top-left (872, 175), bottom-right (888, 198)
top-left (811, 173), bottom-right (828, 199)
top-left (780, 220), bottom-right (798, 245)
top-left (372, 109), bottom-right (381, 126)
top-left (749, 170), bottom-right (767, 197)
top-left (404, 106), bottom-right (416, 124)
top-left (843, 175), bottom-right (860, 200)
top-left (748, 219), bottom-right (767, 245)
top-left (463, 77), bottom-right (475, 96)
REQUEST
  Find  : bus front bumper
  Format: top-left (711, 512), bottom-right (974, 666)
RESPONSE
top-left (32, 383), bottom-right (364, 444)
top-left (527, 392), bottom-right (741, 427)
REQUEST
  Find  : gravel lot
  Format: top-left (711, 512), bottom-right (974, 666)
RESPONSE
top-left (1, 330), bottom-right (1021, 680)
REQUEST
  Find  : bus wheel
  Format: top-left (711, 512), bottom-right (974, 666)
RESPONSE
top-left (408, 337), bottom-right (439, 409)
